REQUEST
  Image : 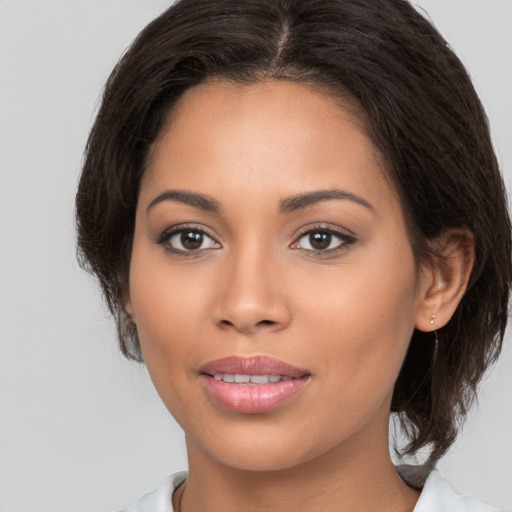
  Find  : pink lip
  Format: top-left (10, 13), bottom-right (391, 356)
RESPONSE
top-left (200, 356), bottom-right (310, 414)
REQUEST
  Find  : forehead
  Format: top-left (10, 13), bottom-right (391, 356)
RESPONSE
top-left (142, 80), bottom-right (399, 216)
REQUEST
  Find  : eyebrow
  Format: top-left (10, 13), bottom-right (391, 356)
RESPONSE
top-left (279, 189), bottom-right (374, 213)
top-left (146, 188), bottom-right (374, 215)
top-left (146, 190), bottom-right (221, 214)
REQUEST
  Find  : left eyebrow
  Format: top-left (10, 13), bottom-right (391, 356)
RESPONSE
top-left (146, 190), bottom-right (221, 214)
top-left (279, 189), bottom-right (375, 214)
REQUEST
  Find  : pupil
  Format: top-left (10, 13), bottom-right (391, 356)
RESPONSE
top-left (310, 232), bottom-right (331, 250)
top-left (181, 231), bottom-right (203, 250)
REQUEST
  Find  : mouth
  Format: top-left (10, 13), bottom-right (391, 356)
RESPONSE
top-left (211, 373), bottom-right (295, 384)
top-left (200, 356), bottom-right (310, 414)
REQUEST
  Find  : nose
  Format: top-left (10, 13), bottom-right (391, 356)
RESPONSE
top-left (212, 246), bottom-right (292, 335)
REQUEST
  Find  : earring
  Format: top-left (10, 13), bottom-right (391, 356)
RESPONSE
top-left (431, 329), bottom-right (439, 395)
top-left (430, 314), bottom-right (436, 326)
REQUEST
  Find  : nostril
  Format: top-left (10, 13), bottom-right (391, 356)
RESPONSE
top-left (217, 318), bottom-right (278, 333)
top-left (257, 320), bottom-right (276, 326)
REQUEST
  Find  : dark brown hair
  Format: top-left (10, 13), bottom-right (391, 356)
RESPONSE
top-left (76, 0), bottom-right (511, 465)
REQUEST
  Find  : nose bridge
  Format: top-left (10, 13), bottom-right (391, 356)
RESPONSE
top-left (213, 235), bottom-right (290, 333)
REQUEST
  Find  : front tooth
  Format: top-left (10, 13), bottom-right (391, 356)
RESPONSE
top-left (250, 375), bottom-right (270, 384)
top-left (214, 373), bottom-right (286, 384)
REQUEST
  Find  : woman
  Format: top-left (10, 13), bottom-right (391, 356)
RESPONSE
top-left (76, 0), bottom-right (511, 510)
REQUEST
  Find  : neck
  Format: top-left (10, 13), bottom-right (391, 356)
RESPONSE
top-left (180, 427), bottom-right (420, 512)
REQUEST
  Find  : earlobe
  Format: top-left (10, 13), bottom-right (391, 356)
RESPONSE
top-left (415, 228), bottom-right (475, 332)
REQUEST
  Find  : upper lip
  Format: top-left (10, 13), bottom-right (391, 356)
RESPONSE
top-left (201, 355), bottom-right (309, 378)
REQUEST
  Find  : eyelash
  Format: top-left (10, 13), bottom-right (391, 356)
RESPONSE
top-left (156, 224), bottom-right (220, 257)
top-left (156, 224), bottom-right (356, 257)
top-left (291, 224), bottom-right (356, 256)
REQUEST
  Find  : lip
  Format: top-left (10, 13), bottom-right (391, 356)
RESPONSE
top-left (201, 355), bottom-right (309, 378)
top-left (200, 356), bottom-right (310, 414)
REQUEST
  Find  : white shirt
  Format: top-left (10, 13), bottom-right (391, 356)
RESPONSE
top-left (119, 466), bottom-right (509, 511)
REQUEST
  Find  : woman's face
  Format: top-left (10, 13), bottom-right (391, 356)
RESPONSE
top-left (127, 80), bottom-right (428, 471)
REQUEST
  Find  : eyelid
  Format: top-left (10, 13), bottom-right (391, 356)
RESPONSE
top-left (156, 223), bottom-right (221, 253)
top-left (292, 222), bottom-right (356, 239)
top-left (290, 223), bottom-right (357, 252)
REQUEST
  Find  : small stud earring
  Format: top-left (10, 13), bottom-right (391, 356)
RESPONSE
top-left (430, 314), bottom-right (436, 325)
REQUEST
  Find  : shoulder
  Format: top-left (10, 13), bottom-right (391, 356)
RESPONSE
top-left (398, 465), bottom-right (509, 512)
top-left (117, 471), bottom-right (187, 512)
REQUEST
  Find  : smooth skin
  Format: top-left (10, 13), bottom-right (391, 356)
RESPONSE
top-left (126, 80), bottom-right (474, 512)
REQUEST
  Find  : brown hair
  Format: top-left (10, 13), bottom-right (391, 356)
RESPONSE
top-left (76, 0), bottom-right (511, 465)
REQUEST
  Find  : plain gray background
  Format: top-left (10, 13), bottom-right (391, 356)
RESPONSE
top-left (1, 1), bottom-right (511, 511)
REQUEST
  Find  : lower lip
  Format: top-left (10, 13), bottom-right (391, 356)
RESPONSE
top-left (202, 375), bottom-right (309, 414)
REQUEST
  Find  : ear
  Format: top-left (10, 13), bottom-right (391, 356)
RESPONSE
top-left (415, 228), bottom-right (475, 332)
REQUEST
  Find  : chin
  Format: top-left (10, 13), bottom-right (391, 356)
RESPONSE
top-left (185, 416), bottom-right (347, 474)
top-left (208, 442), bottom-right (314, 473)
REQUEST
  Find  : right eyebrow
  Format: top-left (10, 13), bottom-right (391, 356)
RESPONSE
top-left (279, 189), bottom-right (374, 214)
top-left (146, 190), bottom-right (221, 214)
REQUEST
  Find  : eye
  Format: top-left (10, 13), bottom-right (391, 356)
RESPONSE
top-left (291, 227), bottom-right (355, 253)
top-left (157, 226), bottom-right (220, 254)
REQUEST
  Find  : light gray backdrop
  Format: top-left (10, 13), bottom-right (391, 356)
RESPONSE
top-left (0, 1), bottom-right (511, 511)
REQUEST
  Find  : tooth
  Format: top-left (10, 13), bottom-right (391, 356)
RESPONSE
top-left (250, 375), bottom-right (270, 384)
top-left (213, 373), bottom-right (288, 384)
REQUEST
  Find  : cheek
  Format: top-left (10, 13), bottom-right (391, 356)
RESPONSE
top-left (130, 267), bottom-right (209, 354)
top-left (126, 238), bottom-right (210, 374)
top-left (298, 250), bottom-right (418, 402)
top-left (128, 261), bottom-right (210, 424)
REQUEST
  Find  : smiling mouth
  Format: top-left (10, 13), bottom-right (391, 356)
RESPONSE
top-left (211, 373), bottom-right (295, 384)
top-left (201, 354), bottom-right (309, 378)
top-left (200, 356), bottom-right (310, 413)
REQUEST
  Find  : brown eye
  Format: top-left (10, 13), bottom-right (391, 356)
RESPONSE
top-left (292, 228), bottom-right (355, 253)
top-left (160, 228), bottom-right (220, 253)
top-left (181, 231), bottom-right (203, 250)
top-left (309, 232), bottom-right (332, 250)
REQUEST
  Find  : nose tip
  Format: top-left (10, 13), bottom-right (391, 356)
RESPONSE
top-left (217, 311), bottom-right (285, 335)
top-left (212, 260), bottom-right (291, 335)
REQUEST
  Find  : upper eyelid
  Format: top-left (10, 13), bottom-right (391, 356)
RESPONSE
top-left (290, 224), bottom-right (357, 252)
top-left (156, 223), bottom-right (220, 245)
top-left (292, 223), bottom-right (356, 240)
